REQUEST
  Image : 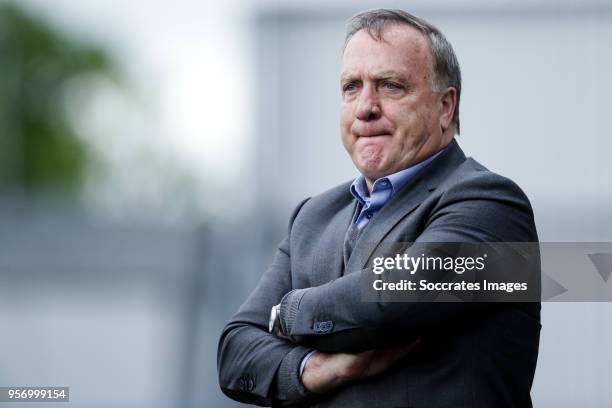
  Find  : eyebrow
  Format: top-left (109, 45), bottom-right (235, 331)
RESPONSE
top-left (340, 70), bottom-right (405, 83)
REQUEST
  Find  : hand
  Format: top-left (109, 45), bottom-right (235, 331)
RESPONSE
top-left (301, 339), bottom-right (420, 394)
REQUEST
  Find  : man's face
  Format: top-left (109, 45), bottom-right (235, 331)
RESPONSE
top-left (340, 24), bottom-right (453, 185)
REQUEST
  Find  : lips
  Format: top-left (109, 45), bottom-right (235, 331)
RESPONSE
top-left (353, 129), bottom-right (393, 137)
top-left (359, 133), bottom-right (391, 137)
top-left (351, 124), bottom-right (393, 138)
top-left (354, 134), bottom-right (391, 151)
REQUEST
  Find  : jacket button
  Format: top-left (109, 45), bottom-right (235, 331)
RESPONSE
top-left (239, 375), bottom-right (255, 392)
top-left (313, 320), bottom-right (334, 333)
top-left (246, 377), bottom-right (255, 391)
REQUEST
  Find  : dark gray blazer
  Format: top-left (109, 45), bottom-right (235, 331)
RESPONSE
top-left (218, 139), bottom-right (541, 407)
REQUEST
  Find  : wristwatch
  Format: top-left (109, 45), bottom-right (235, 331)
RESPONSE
top-left (268, 303), bottom-right (283, 337)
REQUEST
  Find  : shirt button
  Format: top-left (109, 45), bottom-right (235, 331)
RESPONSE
top-left (366, 213), bottom-right (373, 219)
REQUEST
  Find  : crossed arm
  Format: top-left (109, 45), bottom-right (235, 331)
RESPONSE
top-left (217, 232), bottom-right (417, 406)
top-left (217, 176), bottom-right (537, 406)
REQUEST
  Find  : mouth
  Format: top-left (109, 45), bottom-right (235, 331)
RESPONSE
top-left (354, 134), bottom-right (391, 149)
top-left (356, 133), bottom-right (392, 139)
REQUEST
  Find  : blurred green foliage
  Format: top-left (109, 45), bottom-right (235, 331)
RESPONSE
top-left (0, 2), bottom-right (113, 195)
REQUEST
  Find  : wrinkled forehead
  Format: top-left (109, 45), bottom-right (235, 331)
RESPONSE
top-left (341, 24), bottom-right (433, 77)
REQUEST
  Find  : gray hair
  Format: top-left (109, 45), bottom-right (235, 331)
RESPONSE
top-left (345, 9), bottom-right (462, 134)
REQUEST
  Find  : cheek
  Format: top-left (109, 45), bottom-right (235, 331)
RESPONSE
top-left (340, 106), bottom-right (355, 146)
top-left (340, 104), bottom-right (352, 127)
top-left (394, 105), bottom-right (429, 140)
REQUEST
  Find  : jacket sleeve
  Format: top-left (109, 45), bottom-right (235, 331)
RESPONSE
top-left (217, 198), bottom-right (318, 407)
top-left (277, 173), bottom-right (540, 353)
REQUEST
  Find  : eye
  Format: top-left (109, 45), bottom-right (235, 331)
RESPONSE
top-left (381, 81), bottom-right (402, 90)
top-left (342, 81), bottom-right (359, 93)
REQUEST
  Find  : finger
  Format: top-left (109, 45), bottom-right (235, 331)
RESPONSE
top-left (351, 349), bottom-right (378, 360)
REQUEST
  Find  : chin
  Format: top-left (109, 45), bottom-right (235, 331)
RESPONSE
top-left (354, 155), bottom-right (389, 175)
top-left (356, 164), bottom-right (390, 182)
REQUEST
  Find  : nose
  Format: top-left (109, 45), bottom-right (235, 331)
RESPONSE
top-left (355, 83), bottom-right (381, 121)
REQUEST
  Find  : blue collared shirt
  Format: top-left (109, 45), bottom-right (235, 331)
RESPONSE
top-left (349, 149), bottom-right (445, 229)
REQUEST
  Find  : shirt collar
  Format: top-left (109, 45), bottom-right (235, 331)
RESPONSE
top-left (349, 146), bottom-right (446, 204)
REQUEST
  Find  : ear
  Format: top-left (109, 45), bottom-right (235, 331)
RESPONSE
top-left (439, 87), bottom-right (457, 133)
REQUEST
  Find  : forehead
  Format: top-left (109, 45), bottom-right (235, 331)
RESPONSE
top-left (341, 24), bottom-right (432, 77)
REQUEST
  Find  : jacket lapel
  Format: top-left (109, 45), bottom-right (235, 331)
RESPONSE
top-left (311, 198), bottom-right (356, 286)
top-left (346, 139), bottom-right (467, 273)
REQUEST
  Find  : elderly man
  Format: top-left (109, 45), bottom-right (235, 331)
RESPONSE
top-left (218, 9), bottom-right (540, 407)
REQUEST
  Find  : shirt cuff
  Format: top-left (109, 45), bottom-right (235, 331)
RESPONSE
top-left (299, 350), bottom-right (317, 377)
